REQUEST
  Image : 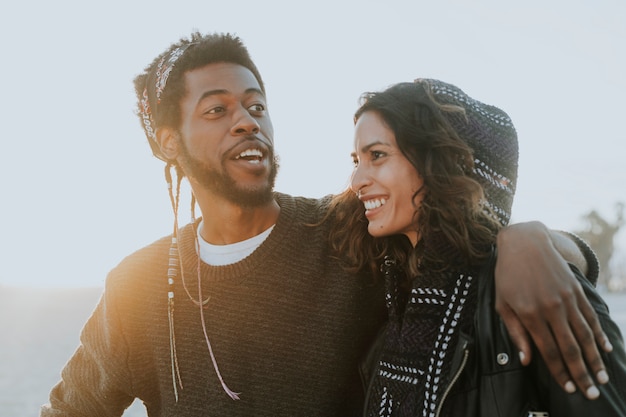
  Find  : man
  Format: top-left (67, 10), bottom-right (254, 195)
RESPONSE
top-left (41, 32), bottom-right (612, 416)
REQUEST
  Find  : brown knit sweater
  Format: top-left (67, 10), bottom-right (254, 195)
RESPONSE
top-left (41, 193), bottom-right (386, 417)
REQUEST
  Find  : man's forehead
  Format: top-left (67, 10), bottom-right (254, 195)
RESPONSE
top-left (183, 63), bottom-right (262, 96)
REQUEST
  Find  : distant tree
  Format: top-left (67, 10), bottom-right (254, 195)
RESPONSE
top-left (576, 202), bottom-right (624, 289)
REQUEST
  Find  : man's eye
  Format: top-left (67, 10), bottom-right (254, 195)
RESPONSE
top-left (206, 106), bottom-right (225, 115)
top-left (248, 103), bottom-right (266, 113)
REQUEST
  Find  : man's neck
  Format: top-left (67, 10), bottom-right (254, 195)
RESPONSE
top-left (197, 197), bottom-right (280, 245)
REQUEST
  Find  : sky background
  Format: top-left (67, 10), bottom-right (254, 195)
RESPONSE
top-left (1, 0), bottom-right (624, 288)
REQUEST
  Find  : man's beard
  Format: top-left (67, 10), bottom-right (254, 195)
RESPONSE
top-left (177, 139), bottom-right (279, 208)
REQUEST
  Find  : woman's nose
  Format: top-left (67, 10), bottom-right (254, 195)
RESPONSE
top-left (350, 165), bottom-right (368, 196)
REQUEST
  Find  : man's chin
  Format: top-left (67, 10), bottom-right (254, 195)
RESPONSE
top-left (210, 180), bottom-right (275, 208)
top-left (184, 158), bottom-right (278, 208)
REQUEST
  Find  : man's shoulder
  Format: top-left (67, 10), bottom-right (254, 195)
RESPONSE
top-left (106, 228), bottom-right (186, 285)
top-left (120, 234), bottom-right (172, 265)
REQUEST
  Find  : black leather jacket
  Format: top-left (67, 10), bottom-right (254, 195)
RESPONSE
top-left (362, 255), bottom-right (626, 417)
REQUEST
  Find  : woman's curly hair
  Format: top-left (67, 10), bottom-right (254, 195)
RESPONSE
top-left (327, 81), bottom-right (503, 279)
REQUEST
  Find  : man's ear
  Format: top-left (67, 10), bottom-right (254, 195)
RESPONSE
top-left (156, 127), bottom-right (180, 161)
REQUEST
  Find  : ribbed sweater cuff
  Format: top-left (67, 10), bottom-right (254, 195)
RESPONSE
top-left (561, 231), bottom-right (600, 286)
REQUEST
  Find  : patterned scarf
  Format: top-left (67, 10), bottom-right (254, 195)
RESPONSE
top-left (365, 261), bottom-right (479, 417)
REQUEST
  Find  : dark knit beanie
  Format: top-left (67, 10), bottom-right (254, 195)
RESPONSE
top-left (416, 78), bottom-right (519, 226)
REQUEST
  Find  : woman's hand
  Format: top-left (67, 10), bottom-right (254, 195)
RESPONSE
top-left (495, 221), bottom-right (613, 400)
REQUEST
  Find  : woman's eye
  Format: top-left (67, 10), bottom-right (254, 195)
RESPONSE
top-left (352, 156), bottom-right (359, 167)
top-left (371, 150), bottom-right (385, 160)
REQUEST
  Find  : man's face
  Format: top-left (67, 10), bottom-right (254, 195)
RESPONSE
top-left (175, 62), bottom-right (277, 207)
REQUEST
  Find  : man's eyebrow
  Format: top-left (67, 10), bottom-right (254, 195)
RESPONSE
top-left (197, 88), bottom-right (265, 103)
top-left (245, 87), bottom-right (264, 97)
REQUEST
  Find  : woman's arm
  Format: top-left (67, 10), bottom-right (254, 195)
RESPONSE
top-left (494, 221), bottom-right (613, 399)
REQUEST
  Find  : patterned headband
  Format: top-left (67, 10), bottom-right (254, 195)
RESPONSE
top-left (140, 43), bottom-right (195, 146)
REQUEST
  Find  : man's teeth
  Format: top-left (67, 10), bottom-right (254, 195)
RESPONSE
top-left (364, 198), bottom-right (386, 210)
top-left (236, 149), bottom-right (263, 160)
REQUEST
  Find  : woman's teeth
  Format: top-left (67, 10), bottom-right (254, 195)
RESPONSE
top-left (364, 198), bottom-right (386, 210)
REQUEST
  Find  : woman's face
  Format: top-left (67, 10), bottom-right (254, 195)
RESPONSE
top-left (351, 111), bottom-right (424, 246)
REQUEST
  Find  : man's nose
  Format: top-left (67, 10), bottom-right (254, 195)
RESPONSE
top-left (232, 109), bottom-right (260, 135)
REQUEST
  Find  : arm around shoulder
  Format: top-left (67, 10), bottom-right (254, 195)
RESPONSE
top-left (534, 263), bottom-right (626, 416)
top-left (494, 220), bottom-right (612, 398)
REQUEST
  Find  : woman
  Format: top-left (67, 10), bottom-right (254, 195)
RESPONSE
top-left (328, 79), bottom-right (626, 416)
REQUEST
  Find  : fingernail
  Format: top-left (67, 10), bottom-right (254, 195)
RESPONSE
top-left (564, 381), bottom-right (576, 393)
top-left (518, 351), bottom-right (525, 363)
top-left (604, 340), bottom-right (614, 352)
top-left (586, 385), bottom-right (600, 400)
top-left (597, 370), bottom-right (609, 384)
